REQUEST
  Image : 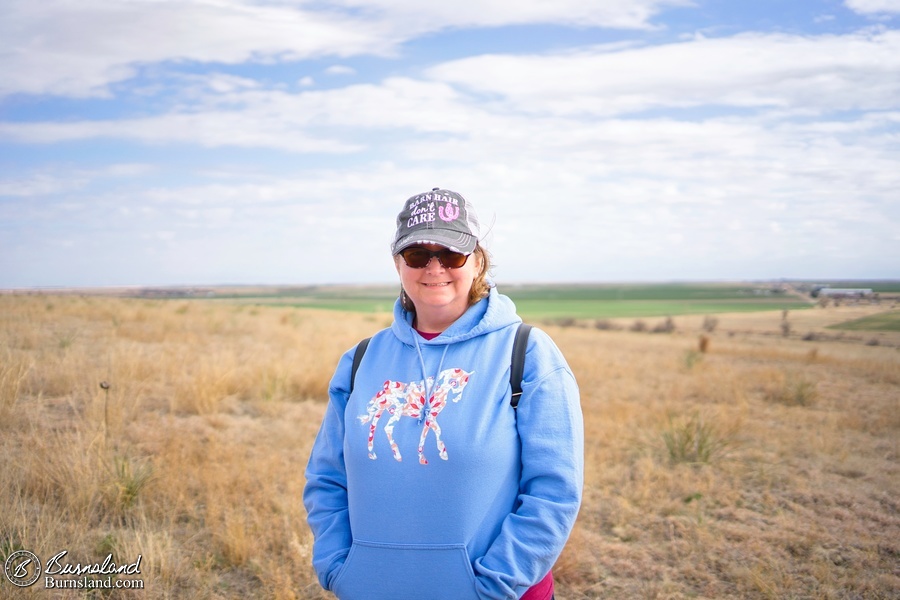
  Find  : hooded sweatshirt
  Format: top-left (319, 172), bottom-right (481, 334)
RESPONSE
top-left (303, 289), bottom-right (584, 600)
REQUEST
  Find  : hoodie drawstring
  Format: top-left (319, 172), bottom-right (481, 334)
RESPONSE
top-left (413, 335), bottom-right (449, 425)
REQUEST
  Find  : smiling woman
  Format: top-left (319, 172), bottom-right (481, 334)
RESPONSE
top-left (395, 243), bottom-right (483, 332)
top-left (303, 188), bottom-right (584, 600)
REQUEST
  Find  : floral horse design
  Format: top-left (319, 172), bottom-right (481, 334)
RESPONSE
top-left (358, 368), bottom-right (473, 465)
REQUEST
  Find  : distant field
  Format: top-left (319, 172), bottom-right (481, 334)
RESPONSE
top-left (828, 310), bottom-right (900, 332)
top-left (208, 282), bottom-right (815, 319)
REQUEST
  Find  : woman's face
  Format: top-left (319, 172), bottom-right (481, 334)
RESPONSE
top-left (395, 243), bottom-right (481, 326)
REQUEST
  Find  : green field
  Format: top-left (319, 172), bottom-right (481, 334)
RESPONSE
top-left (827, 310), bottom-right (900, 332)
top-left (512, 298), bottom-right (809, 320)
top-left (505, 283), bottom-right (811, 319)
top-left (205, 282), bottom-right (815, 320)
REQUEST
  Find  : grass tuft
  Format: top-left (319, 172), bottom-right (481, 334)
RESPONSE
top-left (109, 455), bottom-right (154, 511)
top-left (766, 373), bottom-right (818, 407)
top-left (683, 349), bottom-right (704, 370)
top-left (662, 412), bottom-right (732, 464)
top-left (0, 348), bottom-right (31, 419)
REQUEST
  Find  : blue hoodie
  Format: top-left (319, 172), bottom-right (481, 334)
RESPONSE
top-left (303, 289), bottom-right (584, 600)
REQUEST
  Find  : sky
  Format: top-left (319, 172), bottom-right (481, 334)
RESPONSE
top-left (1, 0), bottom-right (899, 288)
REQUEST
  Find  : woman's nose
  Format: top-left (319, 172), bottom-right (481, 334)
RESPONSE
top-left (424, 255), bottom-right (445, 271)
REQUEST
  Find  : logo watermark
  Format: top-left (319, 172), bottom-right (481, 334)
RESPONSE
top-left (4, 549), bottom-right (144, 590)
top-left (4, 550), bottom-right (41, 588)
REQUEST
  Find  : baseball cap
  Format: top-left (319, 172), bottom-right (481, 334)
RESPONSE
top-left (391, 188), bottom-right (481, 255)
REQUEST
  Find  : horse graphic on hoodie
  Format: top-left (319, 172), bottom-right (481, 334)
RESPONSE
top-left (358, 368), bottom-right (473, 465)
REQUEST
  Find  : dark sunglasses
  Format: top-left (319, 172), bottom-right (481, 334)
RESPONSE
top-left (398, 247), bottom-right (470, 269)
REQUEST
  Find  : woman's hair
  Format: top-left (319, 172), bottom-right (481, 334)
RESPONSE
top-left (399, 243), bottom-right (492, 314)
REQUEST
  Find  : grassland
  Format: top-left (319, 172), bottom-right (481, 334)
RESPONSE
top-left (1, 292), bottom-right (898, 599)
top-left (827, 310), bottom-right (900, 332)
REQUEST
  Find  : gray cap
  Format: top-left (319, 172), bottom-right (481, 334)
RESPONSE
top-left (391, 188), bottom-right (480, 255)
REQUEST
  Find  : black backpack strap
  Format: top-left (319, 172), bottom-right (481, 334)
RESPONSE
top-left (510, 324), bottom-right (533, 409)
top-left (350, 337), bottom-right (371, 394)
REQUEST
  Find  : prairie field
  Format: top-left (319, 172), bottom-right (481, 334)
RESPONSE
top-left (1, 293), bottom-right (898, 599)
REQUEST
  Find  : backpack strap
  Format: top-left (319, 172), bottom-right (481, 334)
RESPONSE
top-left (510, 323), bottom-right (533, 409)
top-left (349, 337), bottom-right (371, 394)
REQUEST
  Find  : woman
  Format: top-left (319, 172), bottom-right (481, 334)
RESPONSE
top-left (304, 188), bottom-right (584, 600)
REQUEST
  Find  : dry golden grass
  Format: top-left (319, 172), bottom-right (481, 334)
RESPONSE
top-left (1, 294), bottom-right (897, 599)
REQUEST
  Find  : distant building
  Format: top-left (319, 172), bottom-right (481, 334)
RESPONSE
top-left (812, 287), bottom-right (873, 299)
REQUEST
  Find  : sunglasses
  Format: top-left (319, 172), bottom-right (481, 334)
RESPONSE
top-left (398, 247), bottom-right (470, 269)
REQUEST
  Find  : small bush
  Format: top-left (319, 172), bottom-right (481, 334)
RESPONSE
top-left (630, 320), bottom-right (647, 332)
top-left (766, 374), bottom-right (818, 407)
top-left (652, 317), bottom-right (675, 334)
top-left (702, 316), bottom-right (718, 333)
top-left (683, 350), bottom-right (704, 370)
top-left (552, 317), bottom-right (577, 328)
top-left (662, 413), bottom-right (731, 465)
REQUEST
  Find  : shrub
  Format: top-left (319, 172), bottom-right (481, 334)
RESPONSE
top-left (652, 317), bottom-right (675, 334)
top-left (766, 374), bottom-right (818, 407)
top-left (662, 413), bottom-right (731, 465)
top-left (702, 315), bottom-right (718, 333)
top-left (683, 349), bottom-right (704, 370)
top-left (552, 317), bottom-right (577, 328)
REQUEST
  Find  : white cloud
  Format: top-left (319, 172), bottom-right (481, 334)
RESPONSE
top-left (325, 65), bottom-right (357, 76)
top-left (3, 131), bottom-right (897, 285)
top-left (3, 29), bottom-right (897, 268)
top-left (0, 0), bottom-right (397, 98)
top-left (0, 0), bottom-right (688, 99)
top-left (8, 28), bottom-right (898, 150)
top-left (0, 174), bottom-right (89, 198)
top-left (8, 30), bottom-right (897, 163)
top-left (426, 29), bottom-right (900, 116)
top-left (0, 77), bottom-right (478, 149)
top-left (845, 0), bottom-right (900, 14)
top-left (332, 0), bottom-right (690, 29)
top-left (0, 111), bottom-right (363, 153)
top-left (0, 164), bottom-right (154, 197)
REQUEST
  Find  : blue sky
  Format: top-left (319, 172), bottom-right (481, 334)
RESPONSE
top-left (2, 0), bottom-right (899, 288)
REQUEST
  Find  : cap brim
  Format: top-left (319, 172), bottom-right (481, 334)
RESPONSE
top-left (392, 230), bottom-right (477, 255)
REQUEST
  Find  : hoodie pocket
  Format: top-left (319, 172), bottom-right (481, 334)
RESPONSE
top-left (331, 540), bottom-right (478, 600)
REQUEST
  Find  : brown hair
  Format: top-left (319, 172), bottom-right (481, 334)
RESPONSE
top-left (399, 244), bottom-right (492, 314)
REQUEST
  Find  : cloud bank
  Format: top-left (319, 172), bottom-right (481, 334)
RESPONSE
top-left (1, 1), bottom-right (897, 286)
